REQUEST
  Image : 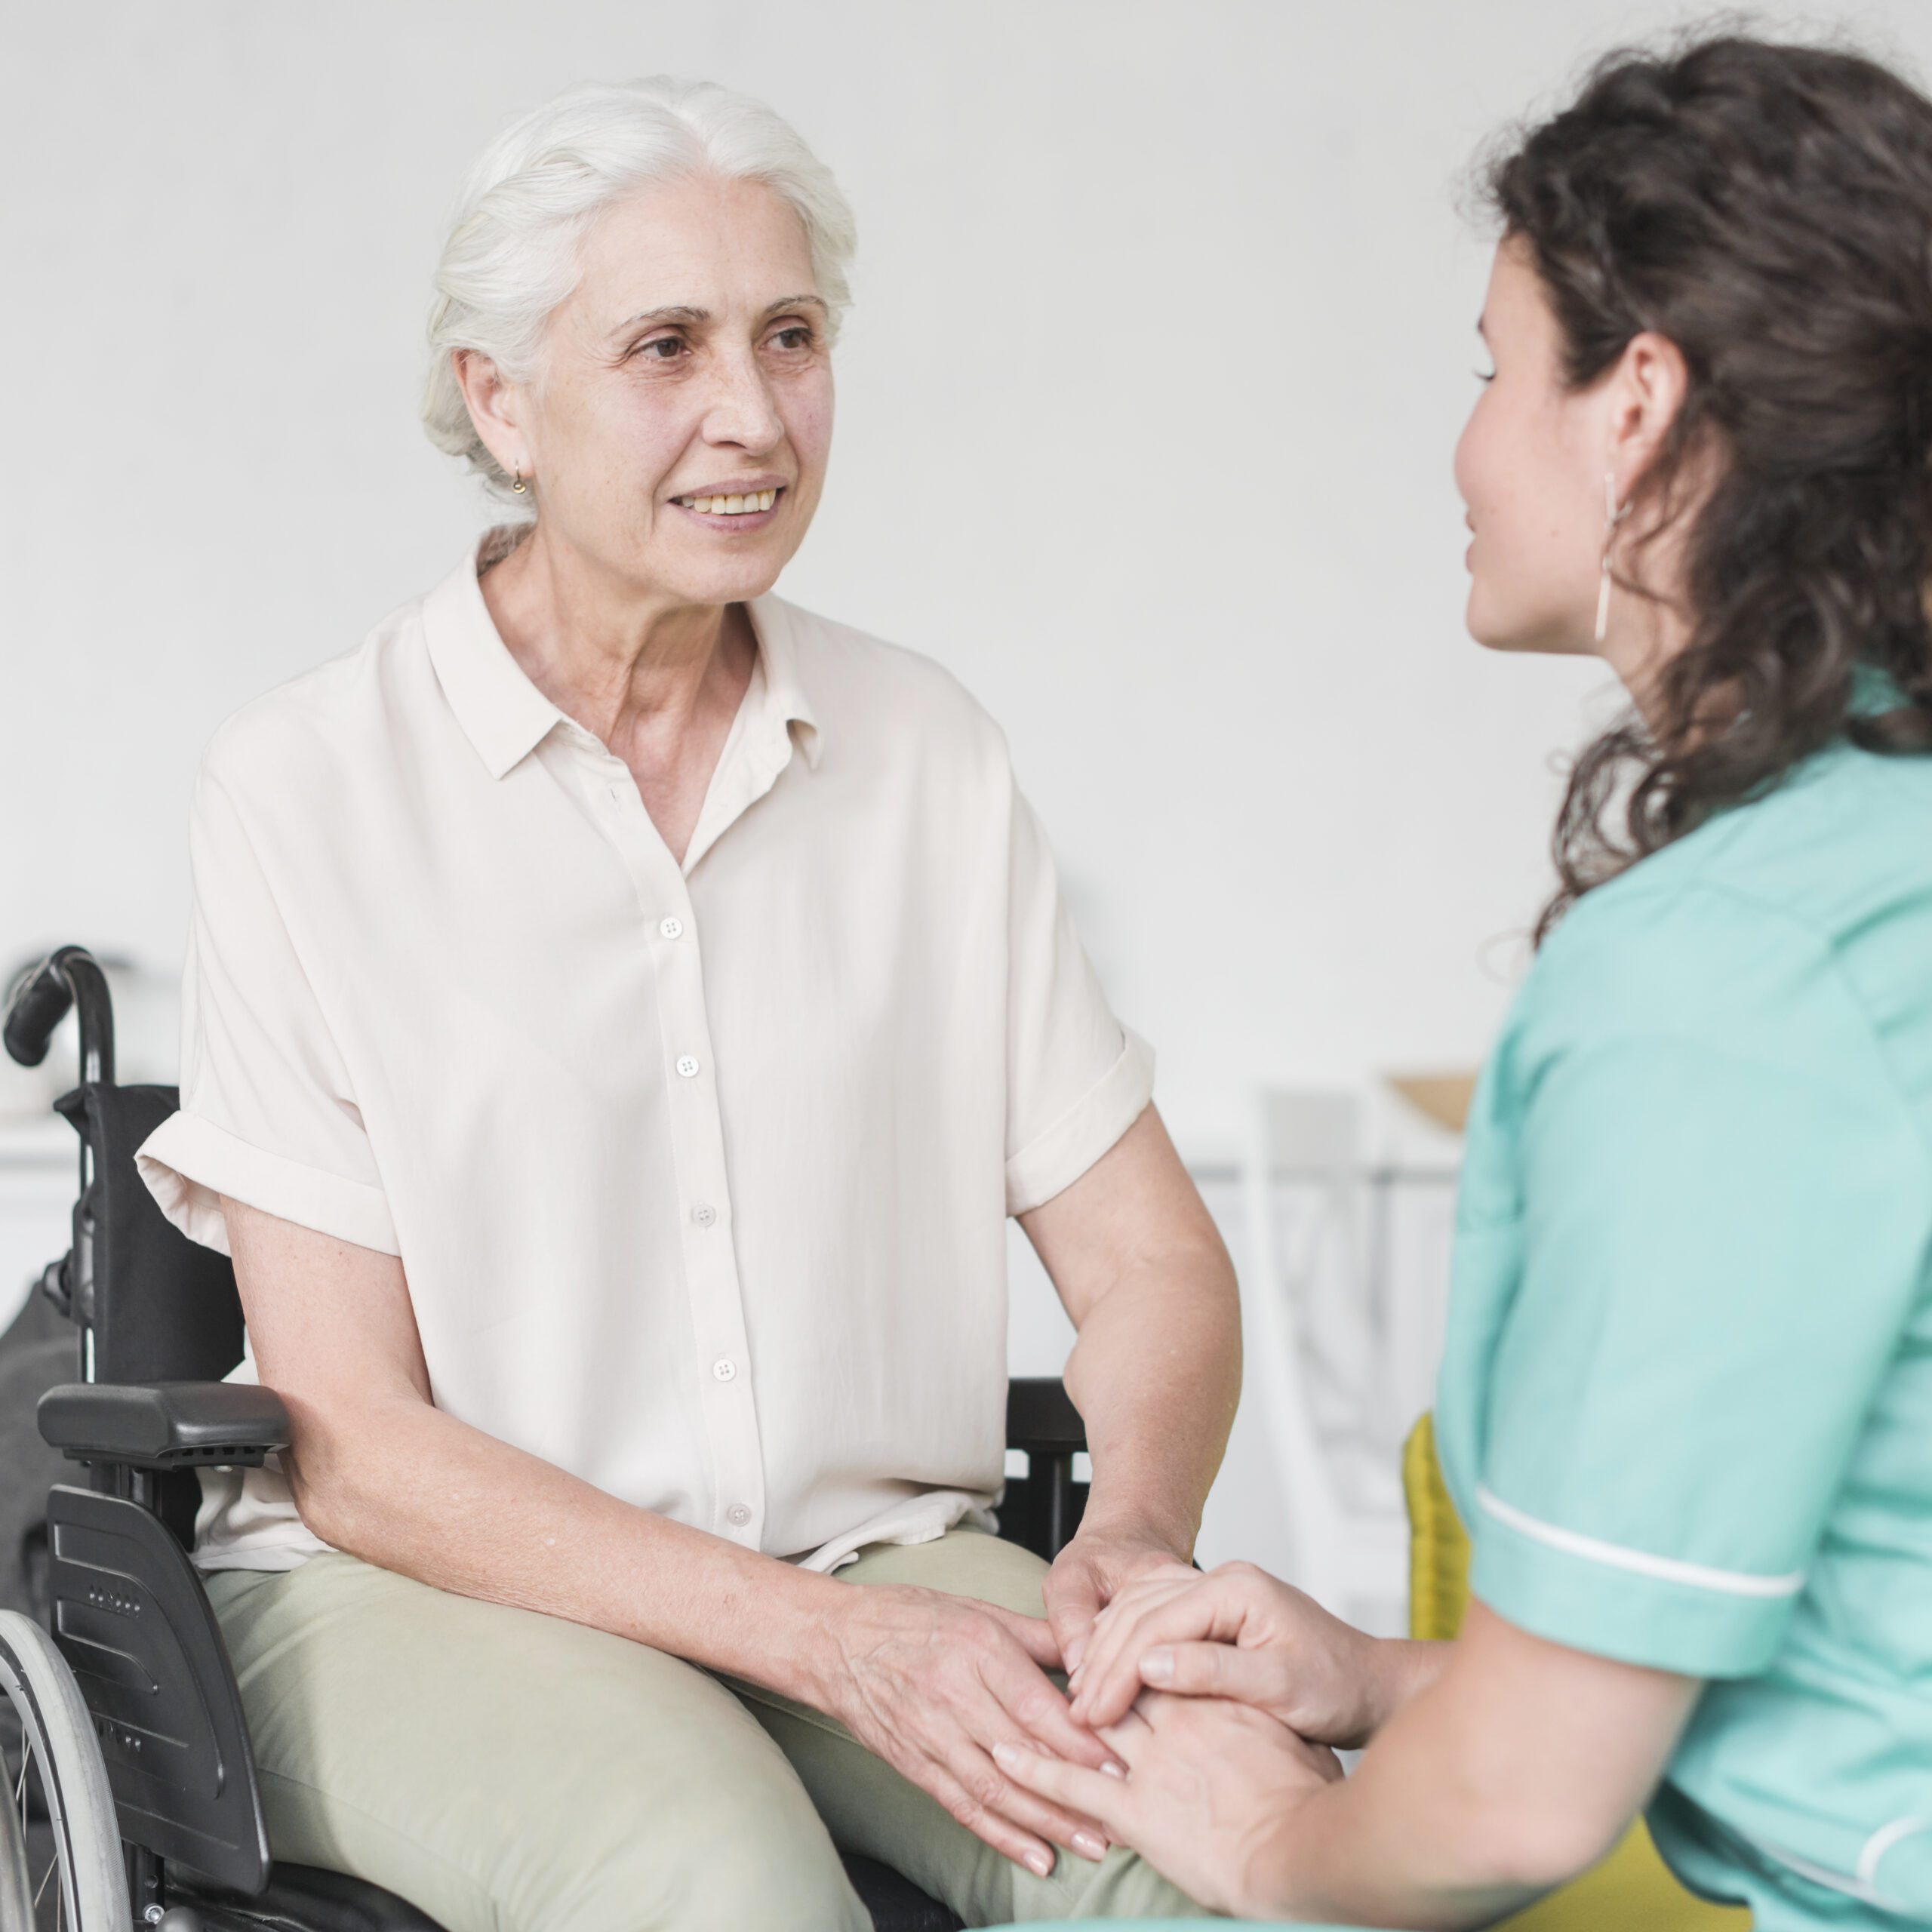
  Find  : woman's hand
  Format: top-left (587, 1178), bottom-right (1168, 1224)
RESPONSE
top-left (812, 1583), bottom-right (1124, 1878)
top-left (997, 1690), bottom-right (1343, 1918)
top-left (1069, 1560), bottom-right (1428, 1747)
top-left (1041, 1520), bottom-right (1198, 1674)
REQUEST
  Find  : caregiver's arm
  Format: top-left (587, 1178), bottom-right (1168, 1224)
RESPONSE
top-left (1001, 1598), bottom-right (1701, 1926)
top-left (1020, 1104), bottom-right (1242, 1670)
top-left (221, 1196), bottom-right (1118, 1881)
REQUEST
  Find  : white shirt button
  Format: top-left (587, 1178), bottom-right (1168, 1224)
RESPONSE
top-left (691, 1204), bottom-right (717, 1228)
top-left (676, 1055), bottom-right (701, 1078)
top-left (712, 1357), bottom-right (737, 1382)
top-left (726, 1503), bottom-right (752, 1528)
top-left (660, 916), bottom-right (685, 940)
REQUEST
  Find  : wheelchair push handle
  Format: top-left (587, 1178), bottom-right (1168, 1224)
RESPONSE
top-left (4, 945), bottom-right (115, 1084)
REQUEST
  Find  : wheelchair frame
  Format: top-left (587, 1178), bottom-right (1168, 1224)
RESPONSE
top-left (2, 946), bottom-right (1092, 1932)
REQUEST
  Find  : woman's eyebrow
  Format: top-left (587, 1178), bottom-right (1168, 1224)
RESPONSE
top-left (614, 303), bottom-right (709, 334)
top-left (611, 295), bottom-right (825, 337)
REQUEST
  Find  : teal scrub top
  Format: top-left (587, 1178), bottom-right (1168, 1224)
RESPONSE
top-left (1435, 733), bottom-right (1932, 1930)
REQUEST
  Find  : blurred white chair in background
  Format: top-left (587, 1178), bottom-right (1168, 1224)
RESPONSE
top-left (1241, 1088), bottom-right (1410, 1634)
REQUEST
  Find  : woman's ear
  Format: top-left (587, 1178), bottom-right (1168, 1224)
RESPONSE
top-left (1606, 330), bottom-right (1691, 492)
top-left (451, 348), bottom-right (528, 478)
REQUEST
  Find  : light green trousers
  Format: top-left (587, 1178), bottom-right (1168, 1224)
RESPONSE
top-left (204, 1527), bottom-right (1206, 1931)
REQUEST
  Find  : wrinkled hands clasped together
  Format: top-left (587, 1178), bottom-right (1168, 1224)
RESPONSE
top-left (1009, 1560), bottom-right (1389, 1906)
top-left (827, 1541), bottom-right (1383, 1898)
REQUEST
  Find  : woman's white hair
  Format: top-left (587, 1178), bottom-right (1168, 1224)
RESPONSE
top-left (422, 77), bottom-right (856, 499)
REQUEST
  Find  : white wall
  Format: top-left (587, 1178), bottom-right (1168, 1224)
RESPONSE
top-left (5, 1), bottom-right (1925, 1567)
top-left (9, 0), bottom-right (1926, 1138)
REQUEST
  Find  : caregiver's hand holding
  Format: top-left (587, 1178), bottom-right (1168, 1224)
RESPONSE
top-left (996, 1694), bottom-right (1345, 1918)
top-left (1041, 1518), bottom-right (1198, 1679)
top-left (1069, 1561), bottom-right (1445, 1747)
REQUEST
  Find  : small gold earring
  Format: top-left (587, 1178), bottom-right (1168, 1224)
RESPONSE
top-left (511, 468), bottom-right (528, 496)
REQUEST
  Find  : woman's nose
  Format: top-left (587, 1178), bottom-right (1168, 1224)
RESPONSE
top-left (702, 350), bottom-right (783, 451)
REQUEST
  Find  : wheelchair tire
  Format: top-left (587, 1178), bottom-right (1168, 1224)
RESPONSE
top-left (0, 1611), bottom-right (129, 1931)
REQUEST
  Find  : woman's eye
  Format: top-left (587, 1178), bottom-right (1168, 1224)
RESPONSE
top-left (769, 325), bottom-right (814, 351)
top-left (1474, 365), bottom-right (1497, 385)
top-left (637, 337), bottom-right (685, 362)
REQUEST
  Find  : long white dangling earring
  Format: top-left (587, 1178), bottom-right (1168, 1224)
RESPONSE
top-left (1595, 469), bottom-right (1632, 644)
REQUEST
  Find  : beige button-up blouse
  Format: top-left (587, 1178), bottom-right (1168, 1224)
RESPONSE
top-left (137, 537), bottom-right (1152, 1573)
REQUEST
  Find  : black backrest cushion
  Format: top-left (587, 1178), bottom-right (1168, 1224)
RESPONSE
top-left (57, 1084), bottom-right (245, 1385)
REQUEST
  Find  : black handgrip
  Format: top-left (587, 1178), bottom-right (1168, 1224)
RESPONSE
top-left (2, 945), bottom-right (112, 1082)
top-left (4, 955), bottom-right (75, 1068)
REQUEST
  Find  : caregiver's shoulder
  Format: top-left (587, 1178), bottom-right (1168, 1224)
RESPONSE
top-left (1526, 740), bottom-right (1932, 1052)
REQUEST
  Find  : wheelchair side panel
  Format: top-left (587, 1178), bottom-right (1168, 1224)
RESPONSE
top-left (46, 1483), bottom-right (271, 1895)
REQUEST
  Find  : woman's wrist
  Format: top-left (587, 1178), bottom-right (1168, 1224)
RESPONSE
top-left (1362, 1637), bottom-right (1450, 1738)
top-left (777, 1566), bottom-right (875, 1715)
top-left (1230, 1776), bottom-right (1338, 1920)
top-left (649, 1541), bottom-right (855, 1711)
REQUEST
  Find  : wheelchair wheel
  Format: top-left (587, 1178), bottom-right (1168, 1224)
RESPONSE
top-left (0, 1730), bottom-right (29, 1932)
top-left (0, 1611), bottom-right (129, 1930)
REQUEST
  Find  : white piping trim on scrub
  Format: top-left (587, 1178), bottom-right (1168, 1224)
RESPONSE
top-left (1475, 1486), bottom-right (1806, 1598)
top-left (1860, 1816), bottom-right (1931, 1896)
top-left (1723, 1817), bottom-right (1930, 1914)
top-left (1748, 1835), bottom-right (1884, 1906)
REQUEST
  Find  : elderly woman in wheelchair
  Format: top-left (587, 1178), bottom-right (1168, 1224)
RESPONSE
top-left (0, 75), bottom-right (1241, 1932)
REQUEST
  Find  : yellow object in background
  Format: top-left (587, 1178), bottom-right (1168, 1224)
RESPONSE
top-left (1399, 1416), bottom-right (1749, 1930)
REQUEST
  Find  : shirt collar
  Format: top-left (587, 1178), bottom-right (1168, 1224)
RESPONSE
top-left (744, 593), bottom-right (823, 771)
top-left (423, 533), bottom-right (566, 780)
top-left (423, 532), bottom-right (823, 780)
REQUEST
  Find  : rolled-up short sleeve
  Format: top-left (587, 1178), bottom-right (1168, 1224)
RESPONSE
top-left (1469, 884), bottom-right (1929, 1678)
top-left (136, 758), bottom-right (398, 1258)
top-left (1001, 787), bottom-right (1153, 1215)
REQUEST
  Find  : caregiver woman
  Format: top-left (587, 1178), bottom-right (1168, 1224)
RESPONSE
top-left (1002, 35), bottom-right (1932, 1931)
top-left (134, 78), bottom-right (1236, 1932)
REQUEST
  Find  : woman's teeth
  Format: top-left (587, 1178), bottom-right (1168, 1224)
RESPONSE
top-left (678, 490), bottom-right (777, 515)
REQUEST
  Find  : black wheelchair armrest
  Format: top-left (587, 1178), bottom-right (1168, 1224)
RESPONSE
top-left (1005, 1375), bottom-right (1086, 1457)
top-left (38, 1380), bottom-right (291, 1469)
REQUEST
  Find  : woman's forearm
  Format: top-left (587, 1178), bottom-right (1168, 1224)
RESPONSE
top-left (284, 1387), bottom-right (848, 1702)
top-left (1026, 1110), bottom-right (1241, 1551)
top-left (1234, 1735), bottom-right (1551, 1927)
top-left (1063, 1259), bottom-right (1240, 1547)
top-left (1235, 1605), bottom-right (1694, 1924)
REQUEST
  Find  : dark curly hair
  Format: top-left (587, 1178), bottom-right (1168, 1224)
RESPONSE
top-left (1487, 33), bottom-right (1932, 937)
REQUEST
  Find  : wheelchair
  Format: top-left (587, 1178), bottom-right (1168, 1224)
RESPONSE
top-left (1, 946), bottom-right (1094, 1932)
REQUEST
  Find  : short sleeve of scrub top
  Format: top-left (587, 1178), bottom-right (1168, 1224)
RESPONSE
top-left (1449, 879), bottom-right (1928, 1681)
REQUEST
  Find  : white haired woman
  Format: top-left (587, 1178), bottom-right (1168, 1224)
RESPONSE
top-left (133, 77), bottom-right (1237, 1932)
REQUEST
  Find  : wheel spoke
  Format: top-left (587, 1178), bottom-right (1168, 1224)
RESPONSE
top-left (31, 1852), bottom-right (52, 1910)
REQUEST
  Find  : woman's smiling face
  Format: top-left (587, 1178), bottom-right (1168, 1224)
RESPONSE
top-left (473, 174), bottom-right (835, 609)
top-left (1454, 235), bottom-right (1609, 657)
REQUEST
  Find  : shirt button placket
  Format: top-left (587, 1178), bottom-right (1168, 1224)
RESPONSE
top-left (608, 790), bottom-right (762, 1552)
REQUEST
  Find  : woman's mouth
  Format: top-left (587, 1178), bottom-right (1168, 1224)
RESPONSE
top-left (675, 488), bottom-right (781, 519)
